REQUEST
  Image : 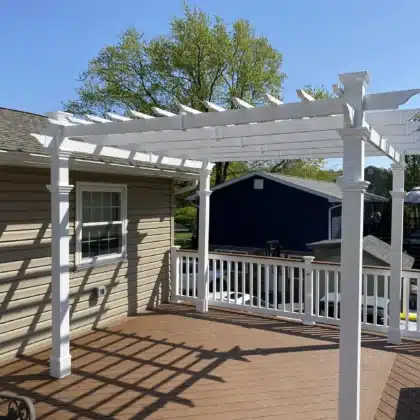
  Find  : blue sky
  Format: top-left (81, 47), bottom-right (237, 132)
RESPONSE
top-left (1, 0), bottom-right (420, 169)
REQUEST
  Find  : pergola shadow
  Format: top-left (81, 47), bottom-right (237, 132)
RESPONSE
top-left (0, 306), bottom-right (362, 420)
top-left (151, 304), bottom-right (420, 358)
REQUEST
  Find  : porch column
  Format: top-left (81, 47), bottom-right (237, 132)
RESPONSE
top-left (46, 145), bottom-right (73, 378)
top-left (338, 127), bottom-right (370, 420)
top-left (388, 161), bottom-right (406, 344)
top-left (196, 169), bottom-right (211, 313)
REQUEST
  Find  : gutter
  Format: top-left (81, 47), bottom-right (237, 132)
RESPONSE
top-left (328, 203), bottom-right (342, 240)
top-left (174, 180), bottom-right (198, 195)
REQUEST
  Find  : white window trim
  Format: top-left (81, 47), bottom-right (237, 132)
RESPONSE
top-left (75, 182), bottom-right (128, 270)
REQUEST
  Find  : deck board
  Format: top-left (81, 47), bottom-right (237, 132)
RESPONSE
top-left (0, 303), bottom-right (418, 419)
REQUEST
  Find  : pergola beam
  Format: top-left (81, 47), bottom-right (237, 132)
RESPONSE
top-left (62, 97), bottom-right (349, 138)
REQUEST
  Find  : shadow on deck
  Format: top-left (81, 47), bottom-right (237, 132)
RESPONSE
top-left (0, 303), bottom-right (418, 419)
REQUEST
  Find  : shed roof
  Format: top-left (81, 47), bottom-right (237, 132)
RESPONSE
top-left (307, 235), bottom-right (415, 269)
top-left (200, 172), bottom-right (388, 203)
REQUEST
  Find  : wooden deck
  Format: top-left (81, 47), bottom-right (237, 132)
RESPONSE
top-left (0, 304), bottom-right (419, 420)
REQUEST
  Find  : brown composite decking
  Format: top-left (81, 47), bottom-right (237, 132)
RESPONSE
top-left (0, 304), bottom-right (419, 420)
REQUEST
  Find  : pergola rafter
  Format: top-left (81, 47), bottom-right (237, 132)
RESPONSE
top-left (35, 71), bottom-right (420, 420)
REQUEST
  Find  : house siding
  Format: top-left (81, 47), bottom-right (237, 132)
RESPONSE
top-left (209, 175), bottom-right (331, 252)
top-left (0, 166), bottom-right (173, 362)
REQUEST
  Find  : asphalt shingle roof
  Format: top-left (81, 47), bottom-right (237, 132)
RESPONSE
top-left (0, 107), bottom-right (199, 171)
top-left (203, 172), bottom-right (388, 203)
top-left (267, 173), bottom-right (388, 203)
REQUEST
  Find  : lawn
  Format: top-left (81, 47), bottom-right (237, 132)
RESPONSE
top-left (175, 231), bottom-right (193, 248)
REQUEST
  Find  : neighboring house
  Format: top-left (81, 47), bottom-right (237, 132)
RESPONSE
top-left (0, 108), bottom-right (200, 363)
top-left (202, 172), bottom-right (387, 253)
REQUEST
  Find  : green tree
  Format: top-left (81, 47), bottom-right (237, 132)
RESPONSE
top-left (405, 155), bottom-right (420, 191)
top-left (65, 3), bottom-right (285, 185)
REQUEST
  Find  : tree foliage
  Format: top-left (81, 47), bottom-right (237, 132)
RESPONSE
top-left (65, 3), bottom-right (285, 185)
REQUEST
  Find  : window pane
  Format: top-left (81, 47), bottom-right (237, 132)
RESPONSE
top-left (91, 207), bottom-right (102, 223)
top-left (82, 206), bottom-right (91, 223)
top-left (82, 191), bottom-right (91, 205)
top-left (102, 192), bottom-right (112, 207)
top-left (91, 192), bottom-right (102, 206)
top-left (81, 225), bottom-right (122, 258)
top-left (102, 206), bottom-right (111, 222)
top-left (111, 192), bottom-right (120, 207)
top-left (111, 207), bottom-right (120, 221)
top-left (109, 224), bottom-right (122, 254)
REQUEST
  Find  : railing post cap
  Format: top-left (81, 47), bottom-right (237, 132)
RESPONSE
top-left (303, 256), bottom-right (315, 262)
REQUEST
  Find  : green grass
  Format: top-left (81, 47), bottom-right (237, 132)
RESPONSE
top-left (175, 231), bottom-right (193, 248)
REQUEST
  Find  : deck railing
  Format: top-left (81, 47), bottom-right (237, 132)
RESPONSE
top-left (171, 247), bottom-right (420, 339)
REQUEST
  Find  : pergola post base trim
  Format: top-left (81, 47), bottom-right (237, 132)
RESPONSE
top-left (195, 298), bottom-right (209, 313)
top-left (387, 327), bottom-right (402, 345)
top-left (50, 355), bottom-right (72, 379)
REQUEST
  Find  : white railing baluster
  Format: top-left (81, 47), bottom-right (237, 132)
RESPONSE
top-left (212, 259), bottom-right (216, 301)
top-left (170, 246), bottom-right (181, 301)
top-left (250, 263), bottom-right (254, 307)
top-left (363, 274), bottom-right (368, 324)
top-left (273, 265), bottom-right (278, 310)
top-left (193, 257), bottom-right (197, 297)
top-left (227, 261), bottom-right (231, 301)
top-left (325, 270), bottom-right (329, 317)
top-left (290, 266), bottom-right (295, 313)
top-left (383, 276), bottom-right (389, 328)
top-left (373, 274), bottom-right (378, 325)
top-left (315, 269), bottom-right (320, 317)
top-left (303, 256), bottom-right (314, 325)
top-left (265, 264), bottom-right (269, 309)
top-left (299, 267), bottom-right (303, 314)
top-left (186, 257), bottom-right (190, 297)
top-left (242, 262), bottom-right (246, 306)
top-left (220, 259), bottom-right (224, 301)
top-left (334, 271), bottom-right (339, 320)
top-left (235, 262), bottom-right (239, 303)
top-left (281, 265), bottom-right (286, 311)
top-left (257, 264), bottom-right (262, 308)
top-left (403, 276), bottom-right (409, 330)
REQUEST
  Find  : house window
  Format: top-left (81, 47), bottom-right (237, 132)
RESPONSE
top-left (76, 183), bottom-right (127, 268)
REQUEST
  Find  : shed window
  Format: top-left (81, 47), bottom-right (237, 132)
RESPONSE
top-left (254, 179), bottom-right (264, 190)
top-left (76, 183), bottom-right (127, 268)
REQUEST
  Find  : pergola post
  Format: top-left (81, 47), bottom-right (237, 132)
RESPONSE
top-left (46, 129), bottom-right (73, 378)
top-left (338, 72), bottom-right (370, 420)
top-left (196, 169), bottom-right (211, 313)
top-left (388, 161), bottom-right (406, 344)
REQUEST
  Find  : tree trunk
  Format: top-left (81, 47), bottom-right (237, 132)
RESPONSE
top-left (214, 162), bottom-right (230, 185)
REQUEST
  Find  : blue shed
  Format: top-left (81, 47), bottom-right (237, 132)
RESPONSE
top-left (201, 173), bottom-right (387, 253)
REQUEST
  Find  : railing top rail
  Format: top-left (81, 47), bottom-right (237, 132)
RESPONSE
top-left (175, 248), bottom-right (420, 276)
top-left (177, 249), bottom-right (306, 265)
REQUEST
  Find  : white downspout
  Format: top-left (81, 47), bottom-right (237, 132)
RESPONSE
top-left (328, 203), bottom-right (342, 239)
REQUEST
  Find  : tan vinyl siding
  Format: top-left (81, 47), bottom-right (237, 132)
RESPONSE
top-left (0, 166), bottom-right (173, 362)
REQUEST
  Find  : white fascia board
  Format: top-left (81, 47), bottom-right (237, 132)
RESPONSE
top-left (62, 97), bottom-right (347, 138)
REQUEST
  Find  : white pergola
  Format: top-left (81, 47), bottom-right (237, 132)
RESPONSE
top-left (35, 71), bottom-right (420, 420)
